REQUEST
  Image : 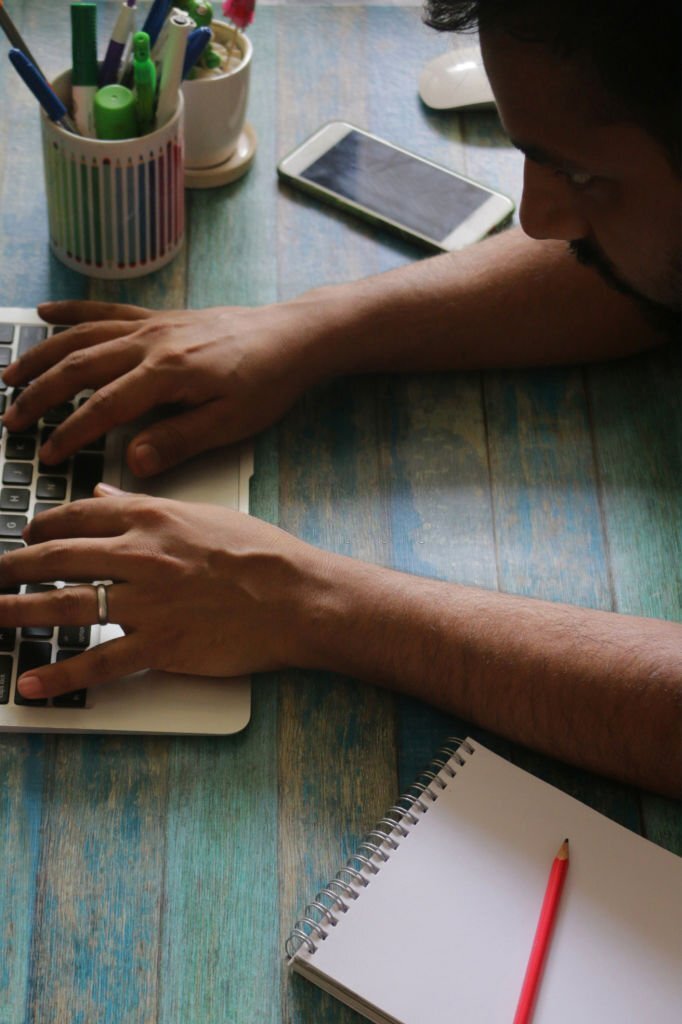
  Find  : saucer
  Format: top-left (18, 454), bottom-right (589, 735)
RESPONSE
top-left (184, 122), bottom-right (257, 189)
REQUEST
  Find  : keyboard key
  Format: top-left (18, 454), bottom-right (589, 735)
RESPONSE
top-left (0, 323), bottom-right (14, 344)
top-left (58, 625), bottom-right (91, 648)
top-left (5, 435), bottom-right (36, 460)
top-left (0, 395), bottom-right (6, 415)
top-left (0, 492), bottom-right (29, 516)
top-left (52, 689), bottom-right (87, 708)
top-left (51, 325), bottom-right (72, 335)
top-left (0, 627), bottom-right (16, 651)
top-left (0, 515), bottom-right (27, 537)
top-left (71, 452), bottom-right (104, 501)
top-left (0, 655), bottom-right (12, 703)
top-left (18, 325), bottom-right (47, 356)
top-left (21, 626), bottom-right (54, 639)
top-left (0, 540), bottom-right (24, 554)
top-left (0, 349), bottom-right (11, 368)
top-left (43, 402), bottom-right (74, 425)
top-left (3, 462), bottom-right (33, 486)
top-left (0, 488), bottom-right (30, 512)
top-left (37, 476), bottom-right (67, 501)
top-left (14, 641), bottom-right (51, 705)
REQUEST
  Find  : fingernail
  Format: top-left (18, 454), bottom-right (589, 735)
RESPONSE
top-left (95, 482), bottom-right (124, 496)
top-left (134, 443), bottom-right (161, 476)
top-left (18, 676), bottom-right (44, 698)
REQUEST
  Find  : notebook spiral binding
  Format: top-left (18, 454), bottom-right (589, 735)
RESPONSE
top-left (285, 736), bottom-right (474, 959)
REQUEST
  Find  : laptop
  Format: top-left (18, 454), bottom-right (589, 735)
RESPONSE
top-left (0, 308), bottom-right (252, 735)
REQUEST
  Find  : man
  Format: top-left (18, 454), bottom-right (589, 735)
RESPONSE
top-left (0, 1), bottom-right (679, 793)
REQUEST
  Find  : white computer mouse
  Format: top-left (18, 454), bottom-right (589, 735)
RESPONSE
top-left (418, 52), bottom-right (496, 111)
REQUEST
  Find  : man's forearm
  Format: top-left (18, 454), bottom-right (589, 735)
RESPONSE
top-left (289, 550), bottom-right (682, 796)
top-left (290, 228), bottom-right (667, 383)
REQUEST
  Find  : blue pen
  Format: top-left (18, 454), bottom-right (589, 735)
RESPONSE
top-left (141, 0), bottom-right (173, 49)
top-left (8, 48), bottom-right (79, 134)
top-left (100, 0), bottom-right (137, 87)
top-left (182, 26), bottom-right (211, 79)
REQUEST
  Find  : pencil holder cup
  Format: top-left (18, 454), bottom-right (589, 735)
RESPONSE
top-left (40, 71), bottom-right (185, 279)
top-left (182, 22), bottom-right (252, 172)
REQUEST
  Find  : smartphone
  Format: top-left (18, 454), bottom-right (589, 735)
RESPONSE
top-left (277, 121), bottom-right (515, 252)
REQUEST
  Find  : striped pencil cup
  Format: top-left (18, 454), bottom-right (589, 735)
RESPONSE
top-left (40, 71), bottom-right (185, 279)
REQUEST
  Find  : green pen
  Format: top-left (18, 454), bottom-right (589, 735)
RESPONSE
top-left (71, 3), bottom-right (98, 137)
top-left (132, 31), bottom-right (156, 135)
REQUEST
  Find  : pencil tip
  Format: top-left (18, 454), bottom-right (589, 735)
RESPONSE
top-left (558, 838), bottom-right (569, 859)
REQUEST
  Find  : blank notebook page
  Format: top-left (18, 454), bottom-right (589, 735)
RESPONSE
top-left (298, 741), bottom-right (682, 1023)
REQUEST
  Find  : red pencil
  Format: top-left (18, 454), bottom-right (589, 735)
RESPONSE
top-left (513, 839), bottom-right (570, 1024)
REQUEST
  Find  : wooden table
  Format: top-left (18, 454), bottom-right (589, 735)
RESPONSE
top-left (1, 2), bottom-right (680, 1021)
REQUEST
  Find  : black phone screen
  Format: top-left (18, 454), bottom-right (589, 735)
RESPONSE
top-left (300, 130), bottom-right (488, 241)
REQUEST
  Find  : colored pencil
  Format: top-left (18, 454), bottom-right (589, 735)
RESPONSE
top-left (513, 839), bottom-right (570, 1024)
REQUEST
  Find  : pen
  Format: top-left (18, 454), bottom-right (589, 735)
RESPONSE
top-left (71, 3), bottom-right (98, 137)
top-left (155, 9), bottom-right (192, 127)
top-left (0, 0), bottom-right (44, 76)
top-left (8, 48), bottom-right (79, 135)
top-left (513, 839), bottom-right (570, 1024)
top-left (132, 31), bottom-right (156, 135)
top-left (99, 0), bottom-right (137, 87)
top-left (141, 0), bottom-right (173, 49)
top-left (182, 26), bottom-right (211, 79)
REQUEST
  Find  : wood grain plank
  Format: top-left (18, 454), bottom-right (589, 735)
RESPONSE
top-left (588, 345), bottom-right (681, 622)
top-left (0, 0), bottom-right (88, 305)
top-left (0, 736), bottom-right (45, 1024)
top-left (277, 380), bottom-right (399, 1024)
top-left (363, 8), bottom-right (520, 780)
top-left (155, 12), bottom-right (282, 1024)
top-left (275, 12), bottom-right (399, 1022)
top-left (26, 736), bottom-right (169, 1024)
top-left (587, 344), bottom-right (682, 849)
top-left (485, 366), bottom-right (644, 830)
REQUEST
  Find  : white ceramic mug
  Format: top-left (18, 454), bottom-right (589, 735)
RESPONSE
top-left (182, 22), bottom-right (252, 170)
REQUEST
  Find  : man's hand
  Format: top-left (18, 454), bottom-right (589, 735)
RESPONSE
top-left (0, 486), bottom-right (317, 698)
top-left (2, 299), bottom-right (319, 477)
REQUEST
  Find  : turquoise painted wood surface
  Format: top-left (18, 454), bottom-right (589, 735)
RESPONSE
top-left (0, 3), bottom-right (680, 1023)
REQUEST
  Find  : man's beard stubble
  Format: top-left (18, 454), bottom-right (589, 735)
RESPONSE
top-left (568, 238), bottom-right (681, 338)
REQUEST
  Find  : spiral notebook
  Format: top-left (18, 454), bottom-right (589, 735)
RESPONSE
top-left (286, 738), bottom-right (682, 1024)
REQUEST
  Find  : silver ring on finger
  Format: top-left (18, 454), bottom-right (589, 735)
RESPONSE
top-left (93, 582), bottom-right (110, 626)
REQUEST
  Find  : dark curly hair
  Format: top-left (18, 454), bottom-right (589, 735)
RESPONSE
top-left (423, 0), bottom-right (681, 171)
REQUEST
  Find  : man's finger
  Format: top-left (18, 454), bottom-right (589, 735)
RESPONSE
top-left (3, 319), bottom-right (143, 389)
top-left (16, 632), bottom-right (144, 699)
top-left (0, 536), bottom-right (132, 586)
top-left (36, 300), bottom-right (153, 325)
top-left (0, 581), bottom-right (133, 628)
top-left (127, 400), bottom-right (230, 477)
top-left (25, 496), bottom-right (133, 543)
top-left (4, 338), bottom-right (143, 435)
top-left (37, 363), bottom-right (174, 466)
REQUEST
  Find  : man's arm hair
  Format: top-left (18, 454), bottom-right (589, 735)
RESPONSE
top-left (289, 553), bottom-right (682, 796)
top-left (294, 227), bottom-right (670, 383)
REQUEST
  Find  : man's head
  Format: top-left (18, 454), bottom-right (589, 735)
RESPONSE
top-left (423, 1), bottom-right (681, 323)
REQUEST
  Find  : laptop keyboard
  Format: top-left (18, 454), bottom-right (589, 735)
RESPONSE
top-left (0, 317), bottom-right (106, 710)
